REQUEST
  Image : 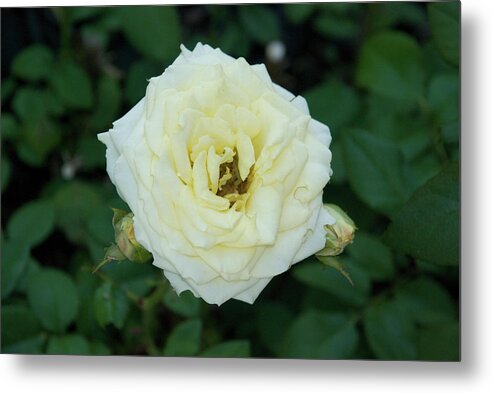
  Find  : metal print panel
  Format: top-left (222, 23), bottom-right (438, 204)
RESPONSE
top-left (1, 2), bottom-right (460, 360)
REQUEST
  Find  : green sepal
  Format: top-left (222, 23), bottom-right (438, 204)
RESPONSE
top-left (316, 255), bottom-right (354, 286)
top-left (93, 243), bottom-right (126, 273)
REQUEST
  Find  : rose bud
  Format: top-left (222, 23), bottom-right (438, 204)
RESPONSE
top-left (112, 209), bottom-right (152, 264)
top-left (316, 204), bottom-right (356, 257)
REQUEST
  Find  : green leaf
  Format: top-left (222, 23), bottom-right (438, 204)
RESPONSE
top-left (216, 22), bottom-right (251, 59)
top-left (163, 289), bottom-right (201, 318)
top-left (362, 93), bottom-right (417, 140)
top-left (11, 44), bottom-right (54, 82)
top-left (1, 238), bottom-right (30, 299)
top-left (96, 8), bottom-right (122, 32)
top-left (284, 3), bottom-right (318, 25)
top-left (52, 181), bottom-right (103, 244)
top-left (256, 302), bottom-right (294, 355)
top-left (46, 334), bottom-right (91, 355)
top-left (398, 127), bottom-right (433, 162)
top-left (417, 322), bottom-right (459, 361)
top-left (1, 305), bottom-right (44, 354)
top-left (315, 12), bottom-right (360, 40)
top-left (85, 205), bottom-right (114, 246)
top-left (15, 256), bottom-right (41, 294)
top-left (89, 75), bottom-right (122, 131)
top-left (384, 162), bottom-right (459, 266)
top-left (200, 340), bottom-right (251, 358)
top-left (93, 281), bottom-right (129, 329)
top-left (102, 261), bottom-right (156, 298)
top-left (303, 78), bottom-right (361, 133)
top-left (10, 89), bottom-right (62, 166)
top-left (163, 319), bottom-right (202, 357)
top-left (12, 87), bottom-right (49, 121)
top-left (368, 3), bottom-right (426, 32)
top-left (75, 269), bottom-right (102, 337)
top-left (238, 5), bottom-right (280, 44)
top-left (347, 231), bottom-right (395, 280)
top-left (2, 335), bottom-right (46, 354)
top-left (124, 60), bottom-right (162, 105)
top-left (68, 6), bottom-right (104, 22)
top-left (292, 258), bottom-right (370, 307)
top-left (428, 2), bottom-right (460, 66)
top-left (7, 199), bottom-right (55, 248)
top-left (44, 89), bottom-right (66, 117)
top-left (301, 287), bottom-right (351, 313)
top-left (427, 73), bottom-right (459, 143)
top-left (1, 113), bottom-right (18, 141)
top-left (77, 136), bottom-right (107, 171)
top-left (364, 299), bottom-right (417, 360)
top-left (341, 128), bottom-right (411, 215)
top-left (27, 268), bottom-right (79, 333)
top-left (50, 60), bottom-right (93, 109)
top-left (395, 277), bottom-right (456, 326)
top-left (356, 31), bottom-right (425, 101)
top-left (405, 152), bottom-right (442, 194)
top-left (329, 140), bottom-right (347, 184)
top-left (422, 41), bottom-right (456, 78)
top-left (89, 341), bottom-right (112, 355)
top-left (17, 118), bottom-right (61, 167)
top-left (282, 311), bottom-right (358, 359)
top-left (118, 6), bottom-right (181, 63)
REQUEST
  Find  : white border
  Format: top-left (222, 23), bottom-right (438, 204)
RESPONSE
top-left (2, 0), bottom-right (491, 392)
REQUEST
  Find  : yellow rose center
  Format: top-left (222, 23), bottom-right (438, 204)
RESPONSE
top-left (183, 105), bottom-right (261, 212)
top-left (216, 151), bottom-right (251, 199)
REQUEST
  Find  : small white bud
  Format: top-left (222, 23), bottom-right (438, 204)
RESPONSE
top-left (266, 40), bottom-right (286, 63)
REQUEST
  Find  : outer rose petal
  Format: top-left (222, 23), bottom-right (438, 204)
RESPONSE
top-left (163, 269), bottom-right (271, 306)
top-left (98, 43), bottom-right (334, 305)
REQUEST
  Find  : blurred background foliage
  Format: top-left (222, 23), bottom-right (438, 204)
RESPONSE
top-left (1, 2), bottom-right (459, 360)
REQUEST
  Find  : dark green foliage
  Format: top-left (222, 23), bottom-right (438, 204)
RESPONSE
top-left (200, 340), bottom-right (251, 358)
top-left (341, 128), bottom-right (413, 215)
top-left (11, 45), bottom-right (55, 82)
top-left (356, 31), bottom-right (425, 102)
top-left (303, 78), bottom-right (361, 133)
top-left (93, 281), bottom-right (129, 329)
top-left (293, 258), bottom-right (371, 307)
top-left (7, 199), bottom-right (55, 248)
top-left (124, 60), bottom-right (163, 105)
top-left (1, 238), bottom-right (30, 299)
top-left (385, 163), bottom-right (459, 266)
top-left (118, 6), bottom-right (182, 63)
top-left (428, 2), bottom-right (460, 66)
top-left (346, 231), bottom-right (395, 281)
top-left (90, 75), bottom-right (122, 131)
top-left (238, 5), bottom-right (280, 44)
top-left (163, 319), bottom-right (202, 357)
top-left (50, 60), bottom-right (94, 109)
top-left (163, 290), bottom-right (202, 318)
top-left (1, 4), bottom-right (459, 360)
top-left (417, 322), bottom-right (459, 361)
top-left (46, 335), bottom-right (91, 355)
top-left (364, 299), bottom-right (418, 360)
top-left (27, 269), bottom-right (79, 333)
top-left (281, 311), bottom-right (358, 359)
top-left (1, 305), bottom-right (44, 354)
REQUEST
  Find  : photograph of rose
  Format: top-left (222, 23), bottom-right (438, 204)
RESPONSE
top-left (1, 2), bottom-right (460, 360)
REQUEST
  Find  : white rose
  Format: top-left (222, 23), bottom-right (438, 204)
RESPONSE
top-left (98, 43), bottom-right (335, 305)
